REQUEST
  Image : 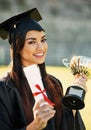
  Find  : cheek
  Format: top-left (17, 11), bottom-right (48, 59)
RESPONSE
top-left (44, 43), bottom-right (48, 50)
top-left (21, 46), bottom-right (37, 62)
top-left (46, 44), bottom-right (48, 53)
top-left (20, 45), bottom-right (32, 55)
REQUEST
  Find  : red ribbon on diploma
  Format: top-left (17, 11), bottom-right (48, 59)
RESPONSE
top-left (33, 84), bottom-right (55, 106)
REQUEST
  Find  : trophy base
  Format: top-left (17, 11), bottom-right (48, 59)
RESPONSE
top-left (62, 86), bottom-right (86, 110)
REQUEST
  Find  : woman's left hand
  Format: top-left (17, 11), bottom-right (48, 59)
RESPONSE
top-left (72, 73), bottom-right (88, 92)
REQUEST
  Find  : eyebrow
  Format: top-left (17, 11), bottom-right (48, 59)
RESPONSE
top-left (26, 35), bottom-right (46, 41)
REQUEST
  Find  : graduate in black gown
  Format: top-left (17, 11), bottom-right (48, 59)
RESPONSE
top-left (0, 8), bottom-right (87, 130)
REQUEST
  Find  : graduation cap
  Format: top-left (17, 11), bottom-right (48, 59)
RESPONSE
top-left (0, 8), bottom-right (44, 72)
top-left (0, 8), bottom-right (43, 40)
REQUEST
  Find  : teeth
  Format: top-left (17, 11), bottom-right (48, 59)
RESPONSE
top-left (34, 53), bottom-right (43, 56)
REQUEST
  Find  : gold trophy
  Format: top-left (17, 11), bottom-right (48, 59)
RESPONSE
top-left (62, 56), bottom-right (91, 110)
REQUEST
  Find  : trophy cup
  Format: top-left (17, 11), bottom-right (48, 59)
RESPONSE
top-left (62, 56), bottom-right (91, 110)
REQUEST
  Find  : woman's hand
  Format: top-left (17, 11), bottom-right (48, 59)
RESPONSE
top-left (33, 99), bottom-right (56, 129)
top-left (72, 73), bottom-right (88, 92)
top-left (26, 99), bottom-right (56, 130)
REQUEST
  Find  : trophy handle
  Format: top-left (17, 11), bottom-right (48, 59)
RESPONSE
top-left (62, 58), bottom-right (70, 68)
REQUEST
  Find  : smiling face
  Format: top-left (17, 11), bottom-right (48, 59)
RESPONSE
top-left (20, 30), bottom-right (48, 66)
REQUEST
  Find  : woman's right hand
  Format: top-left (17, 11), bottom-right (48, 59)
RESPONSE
top-left (72, 73), bottom-right (88, 92)
top-left (26, 99), bottom-right (56, 130)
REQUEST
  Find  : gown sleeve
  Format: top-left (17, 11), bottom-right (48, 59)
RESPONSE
top-left (0, 81), bottom-right (26, 130)
top-left (75, 110), bottom-right (86, 130)
top-left (0, 100), bottom-right (26, 130)
top-left (61, 106), bottom-right (86, 130)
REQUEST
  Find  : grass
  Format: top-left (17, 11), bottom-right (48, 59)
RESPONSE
top-left (0, 65), bottom-right (91, 130)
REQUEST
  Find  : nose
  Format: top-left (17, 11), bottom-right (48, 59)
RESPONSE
top-left (37, 42), bottom-right (43, 50)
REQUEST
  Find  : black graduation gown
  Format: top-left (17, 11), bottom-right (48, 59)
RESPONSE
top-left (0, 76), bottom-right (86, 130)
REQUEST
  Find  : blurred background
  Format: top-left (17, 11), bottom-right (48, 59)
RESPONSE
top-left (0, 0), bottom-right (91, 66)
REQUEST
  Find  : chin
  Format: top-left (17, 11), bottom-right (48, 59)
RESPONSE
top-left (37, 61), bottom-right (45, 64)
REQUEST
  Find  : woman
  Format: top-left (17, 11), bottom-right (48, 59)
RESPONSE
top-left (0, 8), bottom-right (87, 130)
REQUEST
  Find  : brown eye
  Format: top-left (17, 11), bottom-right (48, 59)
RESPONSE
top-left (28, 41), bottom-right (36, 44)
top-left (41, 39), bottom-right (47, 43)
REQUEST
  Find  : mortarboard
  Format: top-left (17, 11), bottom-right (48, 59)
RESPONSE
top-left (0, 8), bottom-right (44, 72)
top-left (0, 8), bottom-right (43, 40)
